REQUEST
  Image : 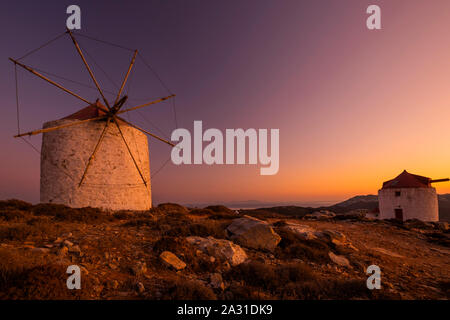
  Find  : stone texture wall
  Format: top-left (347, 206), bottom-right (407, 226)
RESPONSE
top-left (378, 187), bottom-right (438, 221)
top-left (40, 118), bottom-right (151, 210)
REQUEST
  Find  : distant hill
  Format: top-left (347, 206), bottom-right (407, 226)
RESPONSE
top-left (324, 195), bottom-right (379, 213)
top-left (326, 194), bottom-right (450, 222)
top-left (240, 194), bottom-right (450, 222)
top-left (184, 200), bottom-right (337, 209)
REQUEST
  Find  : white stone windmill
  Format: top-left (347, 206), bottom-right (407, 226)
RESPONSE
top-left (9, 29), bottom-right (175, 210)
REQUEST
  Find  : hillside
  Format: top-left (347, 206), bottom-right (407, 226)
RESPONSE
top-left (329, 194), bottom-right (450, 221)
top-left (0, 200), bottom-right (449, 300)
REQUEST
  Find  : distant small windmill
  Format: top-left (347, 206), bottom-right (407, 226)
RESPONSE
top-left (9, 29), bottom-right (176, 210)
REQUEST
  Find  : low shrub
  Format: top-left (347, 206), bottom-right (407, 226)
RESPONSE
top-left (0, 222), bottom-right (62, 241)
top-left (32, 203), bottom-right (108, 223)
top-left (121, 218), bottom-right (157, 228)
top-left (188, 208), bottom-right (215, 216)
top-left (157, 203), bottom-right (188, 214)
top-left (282, 278), bottom-right (371, 299)
top-left (225, 261), bottom-right (315, 291)
top-left (0, 209), bottom-right (31, 222)
top-left (163, 220), bottom-right (229, 239)
top-left (0, 199), bottom-right (33, 211)
top-left (0, 250), bottom-right (92, 299)
top-left (162, 278), bottom-right (216, 300)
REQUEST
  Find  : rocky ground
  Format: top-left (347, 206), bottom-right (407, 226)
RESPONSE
top-left (0, 200), bottom-right (448, 300)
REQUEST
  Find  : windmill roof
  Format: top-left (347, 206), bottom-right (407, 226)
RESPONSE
top-left (382, 170), bottom-right (431, 189)
top-left (62, 101), bottom-right (109, 120)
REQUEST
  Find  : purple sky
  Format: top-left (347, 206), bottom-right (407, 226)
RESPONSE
top-left (2, 1), bottom-right (450, 205)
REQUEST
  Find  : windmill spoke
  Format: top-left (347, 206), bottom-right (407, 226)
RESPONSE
top-left (67, 29), bottom-right (111, 110)
top-left (112, 116), bottom-right (148, 187)
top-left (116, 94), bottom-right (176, 115)
top-left (78, 118), bottom-right (111, 187)
top-left (117, 116), bottom-right (175, 147)
top-left (114, 50), bottom-right (138, 107)
top-left (14, 115), bottom-right (108, 138)
top-left (9, 58), bottom-right (93, 106)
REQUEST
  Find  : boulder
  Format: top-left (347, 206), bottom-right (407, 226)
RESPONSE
top-left (186, 236), bottom-right (247, 266)
top-left (328, 252), bottom-right (351, 268)
top-left (32, 247), bottom-right (50, 254)
top-left (317, 229), bottom-right (358, 252)
top-left (159, 251), bottom-right (186, 270)
top-left (320, 230), bottom-right (346, 242)
top-left (331, 239), bottom-right (359, 252)
top-left (282, 222), bottom-right (318, 240)
top-left (226, 215), bottom-right (281, 251)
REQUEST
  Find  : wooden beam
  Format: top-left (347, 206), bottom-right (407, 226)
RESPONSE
top-left (117, 94), bottom-right (176, 115)
top-left (114, 50), bottom-right (138, 107)
top-left (430, 178), bottom-right (450, 183)
top-left (112, 116), bottom-right (148, 187)
top-left (78, 118), bottom-right (111, 187)
top-left (14, 115), bottom-right (108, 138)
top-left (67, 29), bottom-right (111, 110)
top-left (117, 116), bottom-right (175, 147)
top-left (9, 58), bottom-right (92, 106)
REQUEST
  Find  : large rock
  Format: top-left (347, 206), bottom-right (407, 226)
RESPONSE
top-left (371, 247), bottom-right (405, 259)
top-left (226, 215), bottom-right (281, 251)
top-left (328, 252), bottom-right (351, 268)
top-left (282, 222), bottom-right (318, 240)
top-left (317, 229), bottom-right (358, 252)
top-left (159, 251), bottom-right (186, 270)
top-left (320, 230), bottom-right (346, 242)
top-left (186, 236), bottom-right (247, 266)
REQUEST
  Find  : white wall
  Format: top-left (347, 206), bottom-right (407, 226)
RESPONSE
top-left (40, 119), bottom-right (151, 211)
top-left (378, 187), bottom-right (438, 221)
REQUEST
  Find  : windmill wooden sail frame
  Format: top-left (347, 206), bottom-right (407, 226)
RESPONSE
top-left (9, 29), bottom-right (176, 188)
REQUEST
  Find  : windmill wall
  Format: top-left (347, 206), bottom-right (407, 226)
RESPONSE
top-left (378, 187), bottom-right (438, 221)
top-left (40, 119), bottom-right (152, 211)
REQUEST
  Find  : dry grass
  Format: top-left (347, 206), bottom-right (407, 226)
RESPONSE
top-left (161, 278), bottom-right (216, 300)
top-left (32, 203), bottom-right (110, 223)
top-left (225, 261), bottom-right (314, 291)
top-left (0, 221), bottom-right (63, 242)
top-left (0, 199), bottom-right (33, 211)
top-left (0, 249), bottom-right (92, 300)
top-left (0, 200), bottom-right (447, 300)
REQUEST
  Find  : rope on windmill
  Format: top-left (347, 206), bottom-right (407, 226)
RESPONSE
top-left (12, 30), bottom-right (178, 182)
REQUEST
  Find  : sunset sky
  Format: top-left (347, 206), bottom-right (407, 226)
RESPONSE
top-left (1, 0), bottom-right (450, 205)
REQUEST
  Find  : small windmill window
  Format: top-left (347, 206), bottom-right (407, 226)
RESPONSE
top-left (395, 191), bottom-right (401, 197)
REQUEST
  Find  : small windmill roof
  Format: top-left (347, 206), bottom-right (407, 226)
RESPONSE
top-left (62, 101), bottom-right (108, 120)
top-left (382, 170), bottom-right (431, 189)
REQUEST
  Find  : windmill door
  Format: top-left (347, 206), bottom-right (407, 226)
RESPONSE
top-left (394, 208), bottom-right (403, 221)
